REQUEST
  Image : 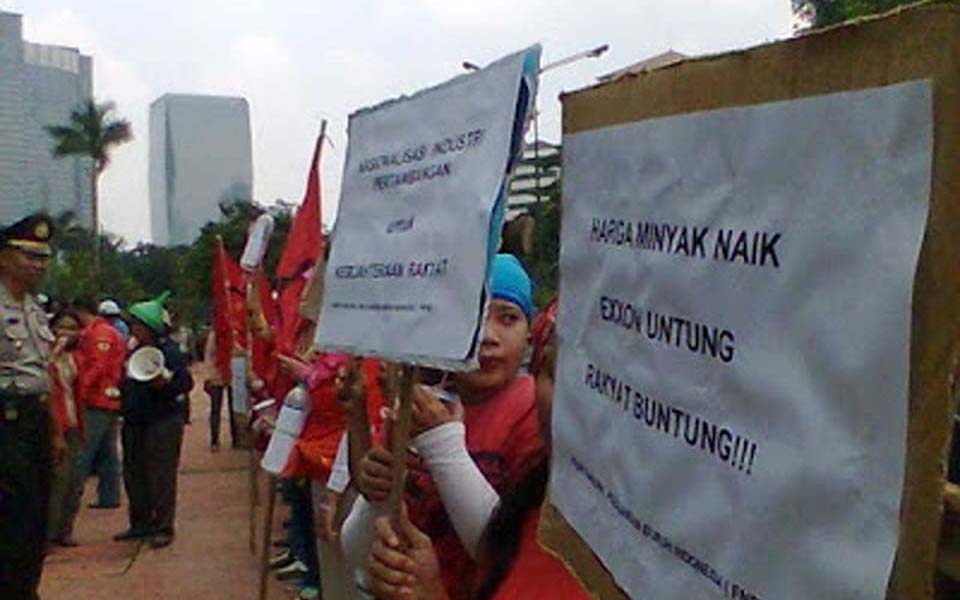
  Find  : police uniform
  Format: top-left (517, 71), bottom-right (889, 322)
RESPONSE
top-left (0, 214), bottom-right (56, 599)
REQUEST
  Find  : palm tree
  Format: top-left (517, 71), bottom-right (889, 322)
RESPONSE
top-left (46, 99), bottom-right (132, 271)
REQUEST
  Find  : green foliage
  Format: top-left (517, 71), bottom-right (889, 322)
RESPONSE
top-left (178, 200), bottom-right (293, 326)
top-left (45, 100), bottom-right (132, 173)
top-left (40, 199), bottom-right (294, 329)
top-left (509, 142), bottom-right (562, 308)
top-left (792, 0), bottom-right (918, 28)
top-left (46, 99), bottom-right (133, 272)
top-left (42, 213), bottom-right (146, 306)
top-left (527, 188), bottom-right (561, 308)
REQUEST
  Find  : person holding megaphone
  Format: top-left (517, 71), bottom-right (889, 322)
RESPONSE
top-left (114, 291), bottom-right (193, 549)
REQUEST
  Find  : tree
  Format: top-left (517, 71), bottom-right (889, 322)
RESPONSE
top-left (42, 212), bottom-right (145, 307)
top-left (792, 0), bottom-right (917, 28)
top-left (505, 141), bottom-right (562, 307)
top-left (178, 200), bottom-right (294, 327)
top-left (46, 99), bottom-right (132, 271)
top-left (40, 200), bottom-right (294, 329)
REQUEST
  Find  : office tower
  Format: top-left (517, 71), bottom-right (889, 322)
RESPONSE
top-left (0, 10), bottom-right (93, 225)
top-left (149, 93), bottom-right (253, 245)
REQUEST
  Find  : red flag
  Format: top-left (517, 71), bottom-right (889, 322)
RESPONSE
top-left (277, 131), bottom-right (325, 354)
top-left (227, 256), bottom-right (248, 349)
top-left (211, 238), bottom-right (235, 380)
top-left (250, 270), bottom-right (280, 389)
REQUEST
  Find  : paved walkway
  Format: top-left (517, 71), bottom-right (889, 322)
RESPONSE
top-left (40, 382), bottom-right (290, 600)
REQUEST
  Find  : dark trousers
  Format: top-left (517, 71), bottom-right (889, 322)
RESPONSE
top-left (48, 428), bottom-right (83, 540)
top-left (208, 385), bottom-right (238, 448)
top-left (122, 413), bottom-right (184, 534)
top-left (0, 396), bottom-right (50, 600)
top-left (282, 478), bottom-right (320, 587)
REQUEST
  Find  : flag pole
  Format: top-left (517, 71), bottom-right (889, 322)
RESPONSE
top-left (258, 474), bottom-right (278, 600)
top-left (246, 275), bottom-right (258, 555)
top-left (296, 119), bottom-right (329, 328)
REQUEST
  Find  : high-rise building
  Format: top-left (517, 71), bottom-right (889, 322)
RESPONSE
top-left (507, 140), bottom-right (561, 214)
top-left (0, 10), bottom-right (93, 226)
top-left (149, 94), bottom-right (253, 246)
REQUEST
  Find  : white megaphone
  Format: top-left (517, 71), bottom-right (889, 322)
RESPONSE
top-left (127, 346), bottom-right (171, 382)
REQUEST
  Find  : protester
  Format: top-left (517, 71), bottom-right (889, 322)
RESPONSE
top-left (273, 478), bottom-right (321, 597)
top-left (72, 298), bottom-right (125, 511)
top-left (98, 299), bottom-right (130, 340)
top-left (268, 351), bottom-right (352, 600)
top-left (168, 312), bottom-right (194, 422)
top-left (341, 254), bottom-right (543, 599)
top-left (115, 292), bottom-right (193, 549)
top-left (202, 328), bottom-right (238, 451)
top-left (0, 213), bottom-right (62, 599)
top-left (47, 308), bottom-right (86, 547)
top-left (365, 299), bottom-right (591, 600)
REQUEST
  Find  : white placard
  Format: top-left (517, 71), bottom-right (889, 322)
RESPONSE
top-left (551, 81), bottom-right (932, 600)
top-left (315, 47), bottom-right (539, 369)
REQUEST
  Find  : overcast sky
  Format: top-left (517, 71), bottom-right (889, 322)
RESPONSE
top-left (6, 0), bottom-right (795, 243)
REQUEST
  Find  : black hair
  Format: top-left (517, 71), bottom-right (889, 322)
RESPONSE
top-left (51, 307), bottom-right (81, 328)
top-left (71, 297), bottom-right (98, 314)
top-left (472, 456), bottom-right (550, 600)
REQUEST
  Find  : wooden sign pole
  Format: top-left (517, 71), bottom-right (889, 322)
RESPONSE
top-left (388, 365), bottom-right (419, 525)
top-left (246, 277), bottom-right (259, 556)
top-left (257, 475), bottom-right (278, 600)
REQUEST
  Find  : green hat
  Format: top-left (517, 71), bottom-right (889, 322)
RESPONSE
top-left (128, 290), bottom-right (171, 333)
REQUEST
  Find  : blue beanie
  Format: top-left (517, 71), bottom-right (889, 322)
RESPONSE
top-left (491, 254), bottom-right (533, 319)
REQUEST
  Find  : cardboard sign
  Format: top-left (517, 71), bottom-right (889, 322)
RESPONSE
top-left (315, 47), bottom-right (539, 369)
top-left (541, 4), bottom-right (960, 599)
top-left (553, 81), bottom-right (930, 600)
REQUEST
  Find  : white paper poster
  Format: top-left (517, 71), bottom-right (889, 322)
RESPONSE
top-left (551, 81), bottom-right (932, 600)
top-left (315, 46), bottom-right (539, 369)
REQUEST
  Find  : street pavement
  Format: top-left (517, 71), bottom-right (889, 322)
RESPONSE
top-left (40, 381), bottom-right (290, 600)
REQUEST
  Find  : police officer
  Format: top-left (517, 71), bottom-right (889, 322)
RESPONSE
top-left (0, 213), bottom-right (63, 599)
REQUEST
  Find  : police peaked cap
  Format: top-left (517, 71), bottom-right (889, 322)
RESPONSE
top-left (0, 213), bottom-right (55, 257)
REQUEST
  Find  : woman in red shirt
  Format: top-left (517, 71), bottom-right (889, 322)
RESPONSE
top-left (366, 299), bottom-right (593, 600)
top-left (342, 255), bottom-right (546, 599)
top-left (47, 308), bottom-right (85, 547)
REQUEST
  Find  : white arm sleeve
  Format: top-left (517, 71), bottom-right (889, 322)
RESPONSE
top-left (413, 422), bottom-right (500, 558)
top-left (340, 495), bottom-right (383, 590)
top-left (326, 432), bottom-right (351, 493)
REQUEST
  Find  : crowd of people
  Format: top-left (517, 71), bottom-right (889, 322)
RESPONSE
top-left (248, 254), bottom-right (591, 600)
top-left (0, 214), bottom-right (194, 599)
top-left (3, 210), bottom-right (612, 600)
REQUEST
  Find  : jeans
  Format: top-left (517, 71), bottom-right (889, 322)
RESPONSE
top-left (282, 478), bottom-right (320, 588)
top-left (78, 408), bottom-right (121, 506)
